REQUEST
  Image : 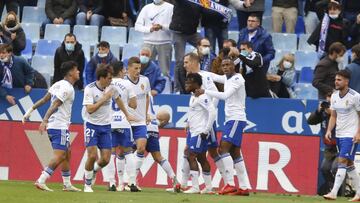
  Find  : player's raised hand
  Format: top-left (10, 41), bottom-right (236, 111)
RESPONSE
top-left (22, 108), bottom-right (34, 123)
top-left (39, 121), bottom-right (47, 135)
top-left (194, 89), bottom-right (205, 97)
top-left (325, 131), bottom-right (332, 142)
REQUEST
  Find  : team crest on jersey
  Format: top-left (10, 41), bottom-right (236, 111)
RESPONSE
top-left (141, 84), bottom-right (145, 90)
top-left (346, 100), bottom-right (349, 106)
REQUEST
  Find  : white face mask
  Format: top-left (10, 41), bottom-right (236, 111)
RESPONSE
top-left (0, 57), bottom-right (9, 63)
top-left (283, 61), bottom-right (292, 69)
top-left (153, 0), bottom-right (163, 4)
top-left (201, 47), bottom-right (210, 55)
top-left (329, 14), bottom-right (339, 19)
top-left (98, 53), bottom-right (108, 58)
top-left (336, 56), bottom-right (344, 63)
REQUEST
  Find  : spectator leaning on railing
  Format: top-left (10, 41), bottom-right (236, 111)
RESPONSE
top-left (0, 44), bottom-right (34, 105)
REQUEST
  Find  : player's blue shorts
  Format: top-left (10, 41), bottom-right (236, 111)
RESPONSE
top-left (111, 128), bottom-right (133, 148)
top-left (336, 137), bottom-right (358, 161)
top-left (208, 122), bottom-right (218, 148)
top-left (47, 129), bottom-right (70, 151)
top-left (186, 131), bottom-right (208, 154)
top-left (146, 131), bottom-right (160, 152)
top-left (131, 125), bottom-right (147, 140)
top-left (222, 120), bottom-right (247, 147)
top-left (84, 122), bottom-right (112, 149)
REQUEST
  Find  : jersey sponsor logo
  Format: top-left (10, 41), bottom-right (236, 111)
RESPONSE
top-left (141, 84), bottom-right (145, 91)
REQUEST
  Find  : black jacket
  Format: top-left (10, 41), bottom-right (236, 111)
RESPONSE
top-left (77, 0), bottom-right (103, 14)
top-left (169, 0), bottom-right (201, 35)
top-left (201, 0), bottom-right (228, 29)
top-left (312, 56), bottom-right (338, 99)
top-left (45, 0), bottom-right (77, 21)
top-left (53, 42), bottom-right (85, 89)
top-left (308, 16), bottom-right (351, 52)
top-left (350, 22), bottom-right (360, 45)
top-left (272, 0), bottom-right (298, 8)
top-left (307, 108), bottom-right (336, 147)
top-left (239, 51), bottom-right (271, 98)
top-left (0, 23), bottom-right (26, 56)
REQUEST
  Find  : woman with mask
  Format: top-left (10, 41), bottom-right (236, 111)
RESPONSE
top-left (0, 11), bottom-right (25, 56)
top-left (267, 53), bottom-right (296, 98)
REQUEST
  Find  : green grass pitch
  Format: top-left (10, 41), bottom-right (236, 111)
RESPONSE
top-left (0, 181), bottom-right (351, 203)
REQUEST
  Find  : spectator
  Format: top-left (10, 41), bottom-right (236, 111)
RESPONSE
top-left (170, 0), bottom-right (202, 93)
top-left (342, 0), bottom-right (360, 25)
top-left (135, 0), bottom-right (173, 76)
top-left (345, 44), bottom-right (360, 93)
top-left (238, 41), bottom-right (271, 98)
top-left (211, 39), bottom-right (238, 91)
top-left (139, 47), bottom-right (166, 96)
top-left (272, 0), bottom-right (298, 33)
top-left (76, 0), bottom-right (105, 27)
top-left (103, 0), bottom-right (133, 27)
top-left (0, 0), bottom-right (19, 18)
top-left (84, 41), bottom-right (117, 85)
top-left (43, 0), bottom-right (77, 29)
top-left (312, 42), bottom-right (346, 99)
top-left (0, 11), bottom-right (26, 56)
top-left (53, 33), bottom-right (85, 89)
top-left (194, 38), bottom-right (216, 72)
top-left (267, 53), bottom-right (296, 98)
top-left (236, 0), bottom-right (265, 31)
top-left (304, 0), bottom-right (322, 34)
top-left (32, 70), bottom-right (48, 89)
top-left (350, 13), bottom-right (360, 45)
top-left (307, 95), bottom-right (337, 196)
top-left (0, 44), bottom-right (34, 105)
top-left (238, 14), bottom-right (275, 72)
top-left (308, 1), bottom-right (351, 58)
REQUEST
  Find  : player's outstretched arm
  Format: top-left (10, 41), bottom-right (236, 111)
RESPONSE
top-left (39, 98), bottom-right (63, 134)
top-left (204, 87), bottom-right (237, 100)
top-left (22, 92), bottom-right (51, 123)
top-left (207, 72), bottom-right (225, 84)
top-left (204, 102), bottom-right (216, 134)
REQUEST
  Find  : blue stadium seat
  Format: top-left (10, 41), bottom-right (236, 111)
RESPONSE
top-left (22, 6), bottom-right (47, 24)
top-left (31, 55), bottom-right (54, 77)
top-left (128, 27), bottom-right (144, 46)
top-left (298, 67), bottom-right (314, 83)
top-left (298, 34), bottom-right (316, 51)
top-left (35, 39), bottom-right (61, 56)
top-left (21, 38), bottom-right (33, 61)
top-left (81, 43), bottom-right (91, 61)
top-left (73, 25), bottom-right (99, 46)
top-left (110, 44), bottom-right (120, 60)
top-left (271, 33), bottom-right (297, 51)
top-left (295, 16), bottom-right (305, 34)
top-left (185, 44), bottom-right (196, 54)
top-left (44, 24), bottom-right (70, 41)
top-left (295, 50), bottom-right (319, 71)
top-left (37, 0), bottom-right (46, 7)
top-left (41, 72), bottom-right (51, 87)
top-left (294, 83), bottom-right (318, 100)
top-left (228, 30), bottom-right (239, 42)
top-left (21, 23), bottom-right (40, 44)
top-left (101, 26), bottom-right (127, 48)
top-left (169, 60), bottom-right (175, 79)
top-left (262, 16), bottom-right (272, 32)
top-left (122, 43), bottom-right (141, 60)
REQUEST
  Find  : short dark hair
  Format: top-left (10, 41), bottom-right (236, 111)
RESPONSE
top-left (111, 61), bottom-right (124, 76)
top-left (128, 56), bottom-right (141, 67)
top-left (239, 41), bottom-right (253, 49)
top-left (60, 61), bottom-right (78, 77)
top-left (184, 52), bottom-right (200, 64)
top-left (336, 69), bottom-right (351, 80)
top-left (329, 42), bottom-right (346, 55)
top-left (96, 64), bottom-right (113, 80)
top-left (97, 41), bottom-right (110, 49)
top-left (223, 39), bottom-right (237, 47)
top-left (64, 33), bottom-right (77, 41)
top-left (248, 13), bottom-right (260, 21)
top-left (186, 73), bottom-right (202, 87)
top-left (0, 43), bottom-right (13, 53)
top-left (197, 37), bottom-right (210, 46)
top-left (352, 44), bottom-right (360, 58)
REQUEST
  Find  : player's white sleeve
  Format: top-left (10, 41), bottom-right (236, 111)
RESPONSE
top-left (208, 72), bottom-right (226, 84)
top-left (83, 86), bottom-right (93, 105)
top-left (205, 82), bottom-right (238, 100)
top-left (354, 93), bottom-right (360, 111)
top-left (145, 77), bottom-right (151, 94)
top-left (199, 96), bottom-right (216, 133)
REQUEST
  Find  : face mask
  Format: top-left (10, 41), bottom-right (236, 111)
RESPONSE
top-left (153, 0), bottom-right (162, 4)
top-left (336, 56), bottom-right (344, 63)
top-left (241, 50), bottom-right (249, 56)
top-left (98, 53), bottom-right (108, 58)
top-left (140, 55), bottom-right (150, 64)
top-left (201, 47), bottom-right (210, 55)
top-left (0, 57), bottom-right (9, 63)
top-left (283, 61), bottom-right (292, 69)
top-left (6, 20), bottom-right (16, 28)
top-left (329, 14), bottom-right (339, 19)
top-left (65, 43), bottom-right (75, 52)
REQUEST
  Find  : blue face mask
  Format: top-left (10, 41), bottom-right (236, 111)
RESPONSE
top-left (65, 43), bottom-right (75, 52)
top-left (140, 55), bottom-right (150, 64)
top-left (241, 50), bottom-right (249, 56)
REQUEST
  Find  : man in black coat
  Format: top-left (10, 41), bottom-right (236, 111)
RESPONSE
top-left (53, 33), bottom-right (85, 90)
